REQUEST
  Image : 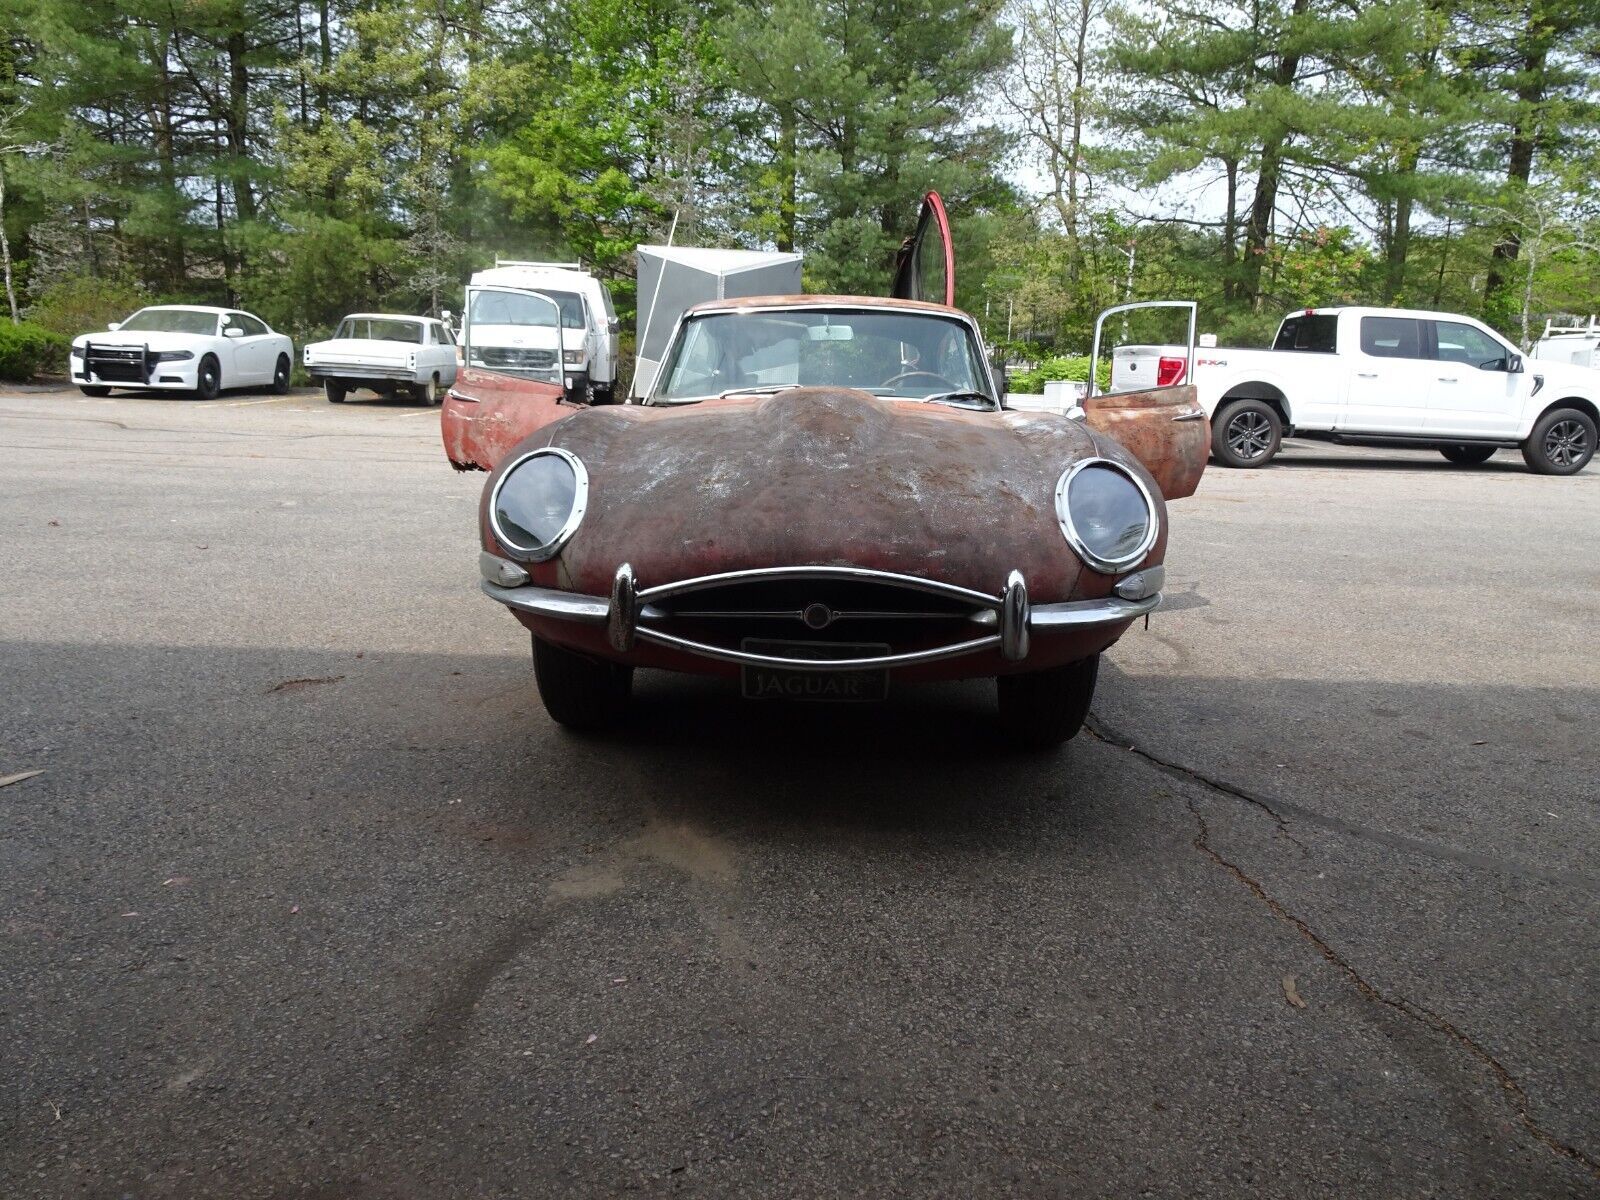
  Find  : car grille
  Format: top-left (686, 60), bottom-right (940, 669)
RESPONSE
top-left (476, 347), bottom-right (555, 370)
top-left (84, 345), bottom-right (150, 383)
top-left (639, 570), bottom-right (999, 663)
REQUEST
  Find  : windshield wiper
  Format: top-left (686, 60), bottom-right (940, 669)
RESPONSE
top-left (918, 390), bottom-right (999, 411)
top-left (715, 384), bottom-right (794, 400)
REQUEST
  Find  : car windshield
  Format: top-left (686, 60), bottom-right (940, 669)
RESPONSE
top-left (335, 317), bottom-right (424, 344)
top-left (118, 308), bottom-right (219, 335)
top-left (655, 309), bottom-right (993, 406)
top-left (468, 288), bottom-right (585, 330)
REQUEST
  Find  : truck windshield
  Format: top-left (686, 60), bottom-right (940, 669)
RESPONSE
top-left (1272, 314), bottom-right (1338, 352)
top-left (468, 289), bottom-right (585, 330)
top-left (655, 309), bottom-right (992, 406)
top-left (335, 317), bottom-right (423, 343)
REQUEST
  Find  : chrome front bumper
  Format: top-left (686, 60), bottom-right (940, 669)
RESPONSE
top-left (480, 560), bottom-right (1161, 672)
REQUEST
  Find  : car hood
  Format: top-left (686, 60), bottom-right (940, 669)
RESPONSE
top-left (1529, 358), bottom-right (1600, 393)
top-left (305, 338), bottom-right (413, 363)
top-left (491, 387), bottom-right (1164, 603)
top-left (73, 330), bottom-right (211, 352)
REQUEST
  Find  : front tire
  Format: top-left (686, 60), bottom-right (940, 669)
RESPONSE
top-left (1440, 445), bottom-right (1496, 465)
top-left (996, 654), bottom-right (1099, 749)
top-left (78, 385), bottom-right (111, 397)
top-left (532, 636), bottom-right (632, 731)
top-left (272, 354), bottom-right (291, 394)
top-left (324, 379), bottom-right (347, 404)
top-left (1521, 407), bottom-right (1595, 475)
top-left (194, 355), bottom-right (221, 401)
top-left (1212, 398), bottom-right (1282, 468)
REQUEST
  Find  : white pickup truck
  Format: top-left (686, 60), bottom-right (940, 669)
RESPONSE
top-left (1112, 306), bottom-right (1598, 475)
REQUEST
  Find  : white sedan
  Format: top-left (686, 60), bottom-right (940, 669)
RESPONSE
top-left (71, 306), bottom-right (293, 400)
top-left (303, 313), bottom-right (459, 405)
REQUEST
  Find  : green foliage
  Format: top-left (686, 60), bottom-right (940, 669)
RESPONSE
top-left (25, 274), bottom-right (144, 338)
top-left (0, 319), bottom-right (67, 379)
top-left (1008, 355), bottom-right (1110, 394)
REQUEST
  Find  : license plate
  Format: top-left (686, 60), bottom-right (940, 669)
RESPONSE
top-left (740, 640), bottom-right (890, 702)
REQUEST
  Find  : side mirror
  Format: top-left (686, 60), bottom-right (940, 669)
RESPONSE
top-left (1507, 354), bottom-right (1524, 373)
top-left (224, 327), bottom-right (244, 338)
top-left (107, 321), bottom-right (121, 331)
top-left (608, 320), bottom-right (621, 334)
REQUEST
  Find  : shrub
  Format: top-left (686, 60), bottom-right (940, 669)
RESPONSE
top-left (1008, 355), bottom-right (1110, 395)
top-left (0, 320), bottom-right (70, 381)
top-left (27, 275), bottom-right (146, 341)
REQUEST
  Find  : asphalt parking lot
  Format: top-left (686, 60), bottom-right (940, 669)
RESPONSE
top-left (2, 383), bottom-right (1597, 1198)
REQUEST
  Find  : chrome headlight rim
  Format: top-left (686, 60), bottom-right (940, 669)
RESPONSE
top-left (488, 445), bottom-right (589, 563)
top-left (1054, 456), bottom-right (1159, 575)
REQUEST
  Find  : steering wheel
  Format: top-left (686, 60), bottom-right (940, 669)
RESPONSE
top-left (881, 370), bottom-right (960, 391)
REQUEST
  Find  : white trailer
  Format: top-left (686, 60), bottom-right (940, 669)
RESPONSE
top-left (632, 246), bottom-right (803, 399)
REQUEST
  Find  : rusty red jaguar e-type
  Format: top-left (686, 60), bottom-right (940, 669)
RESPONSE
top-left (444, 197), bottom-right (1206, 745)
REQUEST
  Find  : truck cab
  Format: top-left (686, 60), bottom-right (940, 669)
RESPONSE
top-left (464, 262), bottom-right (620, 404)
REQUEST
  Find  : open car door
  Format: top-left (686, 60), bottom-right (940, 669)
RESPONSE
top-left (890, 192), bottom-right (955, 307)
top-left (1084, 300), bottom-right (1207, 500)
top-left (441, 285), bottom-right (576, 472)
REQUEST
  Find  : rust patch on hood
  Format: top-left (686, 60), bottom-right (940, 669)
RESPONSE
top-left (484, 388), bottom-right (1161, 603)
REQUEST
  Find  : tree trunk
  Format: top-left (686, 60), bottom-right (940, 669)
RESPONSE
top-left (1483, 45), bottom-right (1543, 309)
top-left (777, 104), bottom-right (797, 253)
top-left (1239, 0), bottom-right (1308, 309)
top-left (226, 30), bottom-right (256, 223)
top-left (0, 167), bottom-right (18, 324)
top-left (1221, 157), bottom-right (1238, 303)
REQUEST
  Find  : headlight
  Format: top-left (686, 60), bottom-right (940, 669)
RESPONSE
top-left (70, 345), bottom-right (84, 358)
top-left (152, 350), bottom-right (194, 362)
top-left (488, 447), bottom-right (588, 561)
top-left (1054, 458), bottom-right (1158, 573)
top-left (563, 349), bottom-right (583, 365)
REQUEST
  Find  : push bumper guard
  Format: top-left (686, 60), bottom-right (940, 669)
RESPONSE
top-left (480, 560), bottom-right (1161, 671)
top-left (79, 342), bottom-right (153, 385)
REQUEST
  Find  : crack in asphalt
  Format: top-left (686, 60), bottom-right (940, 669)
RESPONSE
top-left (1085, 717), bottom-right (1309, 855)
top-left (1087, 716), bottom-right (1600, 1180)
top-left (1083, 716), bottom-right (1595, 889)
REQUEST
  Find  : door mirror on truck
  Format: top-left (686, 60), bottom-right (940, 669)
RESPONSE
top-left (1507, 354), bottom-right (1524, 373)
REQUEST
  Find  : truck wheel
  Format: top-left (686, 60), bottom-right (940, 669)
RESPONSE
top-left (272, 355), bottom-right (291, 394)
top-left (996, 654), bottom-right (1099, 750)
top-left (1212, 399), bottom-right (1282, 468)
top-left (78, 385), bottom-right (111, 397)
top-left (416, 374), bottom-right (441, 406)
top-left (324, 379), bottom-right (347, 404)
top-left (193, 355), bottom-right (221, 400)
top-left (592, 385), bottom-right (616, 405)
top-left (532, 635), bottom-right (632, 731)
top-left (1521, 407), bottom-right (1595, 475)
top-left (1439, 445), bottom-right (1495, 465)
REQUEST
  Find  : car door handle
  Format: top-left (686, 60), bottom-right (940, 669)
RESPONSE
top-left (1437, 376), bottom-right (1457, 383)
top-left (1355, 371), bottom-right (1378, 378)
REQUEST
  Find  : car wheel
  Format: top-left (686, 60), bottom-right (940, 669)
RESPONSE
top-left (1439, 445), bottom-right (1496, 465)
top-left (1211, 399), bottom-right (1282, 468)
top-left (416, 374), bottom-right (441, 406)
top-left (532, 635), bottom-right (632, 731)
top-left (272, 354), bottom-right (291, 394)
top-left (996, 653), bottom-right (1099, 749)
top-left (1521, 407), bottom-right (1596, 475)
top-left (78, 385), bottom-right (111, 397)
top-left (194, 355), bottom-right (221, 400)
top-left (324, 379), bottom-right (347, 404)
